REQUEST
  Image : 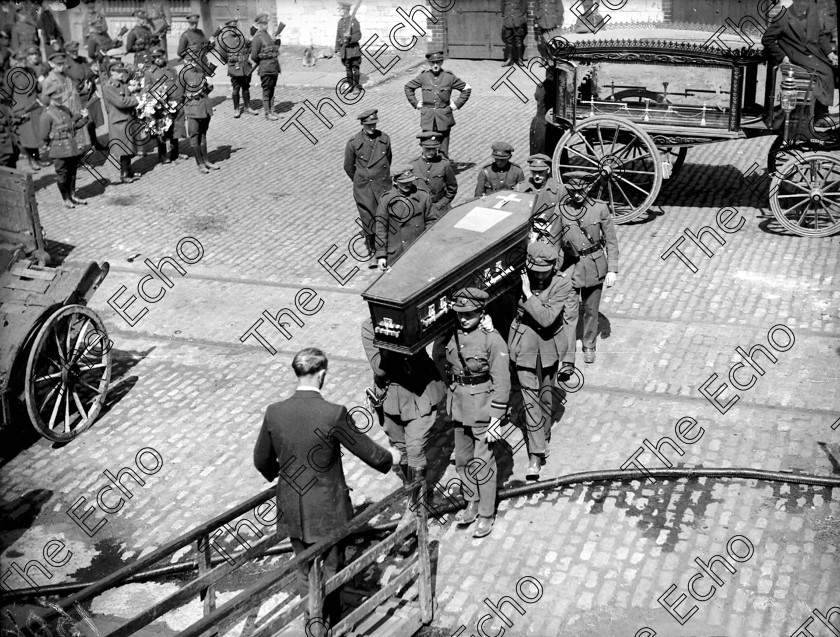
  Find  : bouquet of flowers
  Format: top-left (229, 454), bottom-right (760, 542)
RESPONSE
top-left (135, 76), bottom-right (178, 137)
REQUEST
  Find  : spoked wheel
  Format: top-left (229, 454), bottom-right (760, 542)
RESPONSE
top-left (25, 305), bottom-right (112, 442)
top-left (769, 152), bottom-right (840, 237)
top-left (767, 135), bottom-right (809, 176)
top-left (660, 147), bottom-right (688, 180)
top-left (552, 115), bottom-right (663, 223)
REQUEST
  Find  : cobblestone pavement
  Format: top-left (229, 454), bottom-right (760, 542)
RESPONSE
top-left (1, 59), bottom-right (839, 637)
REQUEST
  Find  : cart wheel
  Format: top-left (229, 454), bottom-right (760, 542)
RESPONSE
top-left (766, 135), bottom-right (809, 175)
top-left (552, 115), bottom-right (663, 223)
top-left (661, 147), bottom-right (687, 180)
top-left (769, 152), bottom-right (840, 238)
top-left (24, 305), bottom-right (112, 442)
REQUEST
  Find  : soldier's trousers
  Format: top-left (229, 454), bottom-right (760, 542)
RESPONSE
top-left (501, 23), bottom-right (527, 59)
top-left (578, 283), bottom-right (603, 350)
top-left (187, 116), bottom-right (211, 165)
top-left (342, 56), bottom-right (361, 91)
top-left (52, 155), bottom-right (80, 200)
top-left (290, 538), bottom-right (344, 635)
top-left (454, 422), bottom-right (497, 517)
top-left (230, 75), bottom-right (252, 111)
top-left (260, 73), bottom-right (278, 111)
top-left (533, 24), bottom-right (554, 60)
top-left (516, 357), bottom-right (558, 456)
top-left (382, 409), bottom-right (436, 469)
top-left (0, 147), bottom-right (19, 168)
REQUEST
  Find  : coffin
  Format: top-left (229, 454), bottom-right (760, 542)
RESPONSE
top-left (362, 190), bottom-right (536, 354)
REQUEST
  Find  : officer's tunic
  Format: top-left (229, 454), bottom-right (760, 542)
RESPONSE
top-left (87, 32), bottom-right (118, 62)
top-left (250, 30), bottom-right (281, 76)
top-left (533, 0), bottom-right (563, 29)
top-left (434, 325), bottom-right (510, 516)
top-left (409, 154), bottom-right (457, 217)
top-left (219, 31), bottom-right (253, 78)
top-left (373, 185), bottom-right (435, 263)
top-left (508, 272), bottom-right (578, 455)
top-left (404, 69), bottom-right (471, 134)
top-left (344, 129), bottom-right (392, 238)
top-left (335, 16), bottom-right (361, 60)
top-left (42, 70), bottom-right (82, 114)
top-left (361, 318), bottom-right (444, 469)
top-left (502, 0), bottom-right (527, 28)
top-left (178, 28), bottom-right (210, 62)
top-left (125, 24), bottom-right (153, 65)
top-left (66, 55), bottom-right (103, 127)
top-left (474, 161), bottom-right (525, 197)
top-left (515, 177), bottom-right (565, 223)
top-left (40, 104), bottom-right (90, 158)
top-left (102, 78), bottom-right (140, 155)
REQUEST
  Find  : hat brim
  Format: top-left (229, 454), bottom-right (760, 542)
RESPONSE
top-left (452, 305), bottom-right (482, 313)
top-left (526, 261), bottom-right (554, 272)
top-left (361, 117), bottom-right (378, 124)
top-left (395, 176), bottom-right (415, 183)
top-left (492, 153), bottom-right (512, 159)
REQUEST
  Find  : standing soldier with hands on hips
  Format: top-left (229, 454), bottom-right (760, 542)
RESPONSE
top-left (404, 51), bottom-right (471, 161)
top-left (336, 1), bottom-right (362, 96)
top-left (555, 171), bottom-right (619, 365)
top-left (433, 288), bottom-right (510, 538)
top-left (344, 108), bottom-right (392, 263)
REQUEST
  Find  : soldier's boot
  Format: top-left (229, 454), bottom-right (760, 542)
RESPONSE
top-left (119, 156), bottom-right (138, 183)
top-left (57, 182), bottom-right (75, 209)
top-left (393, 462), bottom-right (410, 486)
top-left (352, 66), bottom-right (362, 92)
top-left (201, 139), bottom-right (219, 170)
top-left (515, 42), bottom-right (526, 66)
top-left (456, 501), bottom-right (479, 527)
top-left (26, 152), bottom-right (41, 172)
top-left (157, 140), bottom-right (170, 164)
top-left (69, 172), bottom-right (87, 205)
top-left (396, 466), bottom-right (426, 533)
top-left (232, 91), bottom-right (241, 118)
top-left (526, 454), bottom-right (541, 480)
top-left (88, 122), bottom-right (106, 151)
top-left (501, 44), bottom-right (513, 67)
top-left (169, 139), bottom-right (180, 162)
top-left (243, 89), bottom-right (259, 115)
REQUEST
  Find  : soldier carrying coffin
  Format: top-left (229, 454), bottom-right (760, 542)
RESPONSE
top-left (474, 141), bottom-right (525, 197)
top-left (515, 153), bottom-right (565, 239)
top-left (410, 131), bottom-right (457, 219)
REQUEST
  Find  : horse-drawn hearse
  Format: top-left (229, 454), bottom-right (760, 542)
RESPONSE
top-left (535, 23), bottom-right (840, 237)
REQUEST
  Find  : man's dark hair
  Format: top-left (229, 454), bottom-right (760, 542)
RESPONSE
top-left (292, 348), bottom-right (328, 377)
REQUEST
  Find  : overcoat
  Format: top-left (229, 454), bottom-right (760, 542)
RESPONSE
top-left (761, 5), bottom-right (835, 106)
top-left (409, 154), bottom-right (457, 216)
top-left (10, 66), bottom-right (41, 149)
top-left (373, 185), bottom-right (435, 261)
top-left (335, 16), bottom-right (361, 59)
top-left (362, 319), bottom-right (445, 420)
top-left (474, 161), bottom-right (525, 196)
top-left (501, 0), bottom-right (527, 28)
top-left (344, 129), bottom-right (392, 233)
top-left (508, 272), bottom-right (577, 368)
top-left (404, 69), bottom-right (471, 132)
top-left (253, 389), bottom-right (392, 543)
top-left (555, 199), bottom-right (619, 289)
top-left (102, 78), bottom-right (141, 155)
top-left (515, 177), bottom-right (565, 222)
top-left (125, 24), bottom-right (154, 64)
top-left (40, 104), bottom-right (90, 158)
top-left (178, 28), bottom-right (210, 61)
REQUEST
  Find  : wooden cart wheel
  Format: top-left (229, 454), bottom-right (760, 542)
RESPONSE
top-left (661, 147), bottom-right (687, 179)
top-left (769, 152), bottom-right (840, 238)
top-left (24, 305), bottom-right (112, 442)
top-left (552, 115), bottom-right (664, 223)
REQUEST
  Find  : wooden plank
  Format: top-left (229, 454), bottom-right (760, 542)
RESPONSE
top-left (2, 277), bottom-right (51, 294)
top-left (9, 266), bottom-right (58, 281)
top-left (330, 564), bottom-right (419, 637)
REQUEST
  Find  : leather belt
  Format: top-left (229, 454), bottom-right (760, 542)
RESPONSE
top-left (579, 245), bottom-right (603, 257)
top-left (422, 102), bottom-right (443, 107)
top-left (447, 370), bottom-right (490, 385)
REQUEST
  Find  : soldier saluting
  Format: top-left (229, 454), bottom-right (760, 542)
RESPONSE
top-left (409, 131), bottom-right (457, 219)
top-left (344, 108), bottom-right (392, 262)
top-left (433, 288), bottom-right (510, 538)
top-left (404, 50), bottom-right (471, 161)
top-left (474, 141), bottom-right (525, 197)
top-left (336, 1), bottom-right (362, 96)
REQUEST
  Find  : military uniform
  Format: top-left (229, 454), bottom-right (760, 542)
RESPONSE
top-left (409, 132), bottom-right (457, 218)
top-left (181, 63), bottom-right (217, 174)
top-left (11, 13), bottom-right (38, 52)
top-left (404, 51), bottom-right (471, 159)
top-left (102, 62), bottom-right (140, 182)
top-left (433, 288), bottom-right (510, 538)
top-left (530, 72), bottom-right (557, 155)
top-left (0, 98), bottom-right (20, 168)
top-left (178, 15), bottom-right (213, 73)
top-left (10, 55), bottom-right (44, 170)
top-left (125, 12), bottom-right (154, 67)
top-left (217, 20), bottom-right (255, 116)
top-left (374, 166), bottom-right (436, 265)
top-left (501, 0), bottom-right (528, 66)
top-left (336, 4), bottom-right (362, 93)
top-left (344, 109), bottom-right (392, 256)
top-left (87, 30), bottom-right (120, 63)
top-left (574, 0), bottom-right (604, 33)
top-left (515, 154), bottom-right (565, 226)
top-left (554, 172), bottom-right (619, 365)
top-left (474, 141), bottom-right (525, 197)
top-left (508, 242), bottom-right (577, 478)
top-left (64, 44), bottom-right (104, 139)
top-left (533, 0), bottom-right (564, 59)
top-left (145, 48), bottom-right (185, 162)
top-left (41, 103), bottom-right (90, 208)
top-left (250, 16), bottom-right (282, 120)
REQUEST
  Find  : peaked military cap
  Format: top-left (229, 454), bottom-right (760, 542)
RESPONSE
top-left (254, 13), bottom-right (270, 23)
top-left (133, 9), bottom-right (147, 18)
top-left (526, 241), bottom-right (559, 271)
top-left (48, 52), bottom-right (67, 63)
top-left (527, 153), bottom-right (552, 171)
top-left (24, 45), bottom-right (40, 56)
top-left (224, 18), bottom-right (240, 26)
top-left (417, 131), bottom-right (442, 148)
top-left (451, 287), bottom-right (488, 312)
top-left (392, 165), bottom-right (415, 183)
top-left (338, 1), bottom-right (353, 8)
top-left (564, 170), bottom-right (594, 190)
top-left (425, 50), bottom-right (444, 62)
top-left (109, 60), bottom-right (127, 72)
top-left (64, 40), bottom-right (79, 52)
top-left (186, 14), bottom-right (200, 22)
top-left (357, 108), bottom-right (378, 123)
top-left (491, 141), bottom-right (514, 158)
top-left (150, 47), bottom-right (166, 57)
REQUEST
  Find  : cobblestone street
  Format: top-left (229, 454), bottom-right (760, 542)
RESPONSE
top-left (1, 58), bottom-right (839, 637)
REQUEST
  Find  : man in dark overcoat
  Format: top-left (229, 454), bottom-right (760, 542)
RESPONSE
top-left (102, 60), bottom-right (140, 183)
top-left (501, 0), bottom-right (527, 67)
top-left (409, 131), bottom-right (457, 218)
top-left (404, 51), bottom-right (471, 160)
top-left (336, 1), bottom-right (362, 95)
top-left (250, 13), bottom-right (282, 121)
top-left (253, 348), bottom-right (399, 635)
top-left (344, 108), bottom-right (392, 260)
top-left (373, 165), bottom-right (436, 271)
top-left (761, 0), bottom-right (837, 115)
top-left (554, 171), bottom-right (619, 366)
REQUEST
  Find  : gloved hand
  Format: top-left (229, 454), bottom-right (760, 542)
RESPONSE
top-left (484, 417), bottom-right (502, 443)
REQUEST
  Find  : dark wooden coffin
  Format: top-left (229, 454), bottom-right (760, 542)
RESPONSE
top-left (362, 190), bottom-right (536, 354)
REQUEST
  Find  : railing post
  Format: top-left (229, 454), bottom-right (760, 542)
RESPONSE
top-left (196, 533), bottom-right (218, 637)
top-left (416, 482), bottom-right (433, 624)
top-left (307, 556), bottom-right (325, 637)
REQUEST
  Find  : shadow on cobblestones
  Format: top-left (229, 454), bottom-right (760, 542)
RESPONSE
top-left (0, 489), bottom-right (52, 552)
top-left (659, 163), bottom-right (764, 212)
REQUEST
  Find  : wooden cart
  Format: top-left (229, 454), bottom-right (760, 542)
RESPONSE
top-left (0, 167), bottom-right (111, 442)
top-left (539, 24), bottom-right (840, 237)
